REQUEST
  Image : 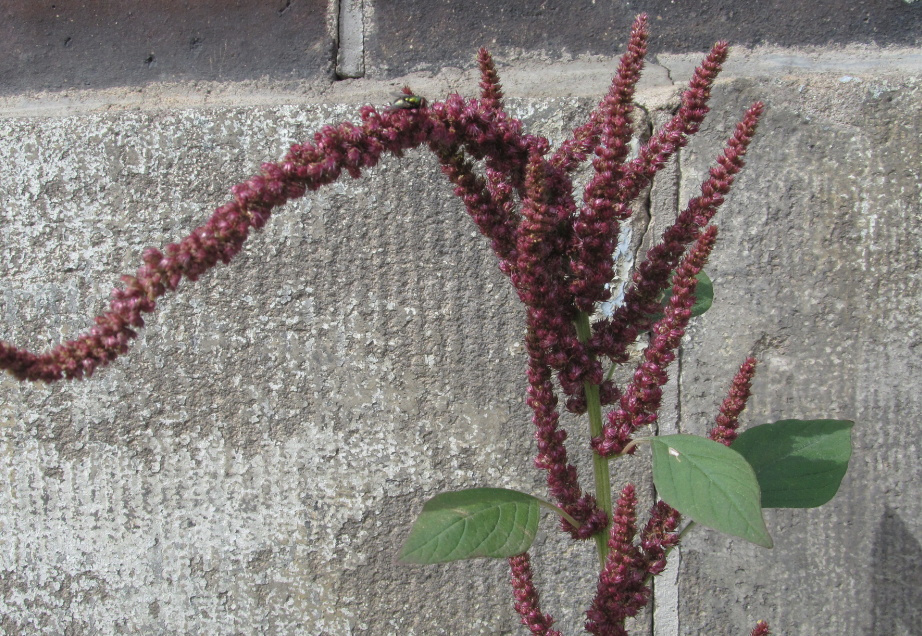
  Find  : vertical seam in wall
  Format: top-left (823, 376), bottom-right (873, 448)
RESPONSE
top-left (329, 0), bottom-right (341, 76)
top-left (360, 0), bottom-right (368, 77)
top-left (336, 0), bottom-right (366, 79)
top-left (673, 146), bottom-right (683, 433)
top-left (652, 143), bottom-right (683, 636)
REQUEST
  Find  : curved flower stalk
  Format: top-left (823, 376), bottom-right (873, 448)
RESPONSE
top-left (0, 14), bottom-right (789, 636)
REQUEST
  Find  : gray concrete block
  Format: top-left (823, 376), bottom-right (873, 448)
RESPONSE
top-left (0, 98), bottom-right (639, 635)
top-left (673, 75), bottom-right (922, 635)
top-left (0, 49), bottom-right (919, 636)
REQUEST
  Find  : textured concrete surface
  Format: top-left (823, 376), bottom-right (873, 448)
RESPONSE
top-left (0, 95), bottom-right (658, 635)
top-left (673, 74), bottom-right (922, 636)
top-left (0, 6), bottom-right (921, 636)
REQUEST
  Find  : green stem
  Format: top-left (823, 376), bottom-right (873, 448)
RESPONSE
top-left (536, 499), bottom-right (582, 529)
top-left (576, 311), bottom-right (612, 568)
top-left (605, 362), bottom-right (617, 382)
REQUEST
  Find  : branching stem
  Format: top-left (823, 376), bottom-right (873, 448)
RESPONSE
top-left (576, 311), bottom-right (613, 567)
top-left (535, 499), bottom-right (582, 529)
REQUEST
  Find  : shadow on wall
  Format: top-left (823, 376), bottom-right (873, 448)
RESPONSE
top-left (870, 506), bottom-right (922, 636)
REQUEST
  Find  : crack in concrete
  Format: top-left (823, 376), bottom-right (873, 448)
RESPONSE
top-left (634, 110), bottom-right (656, 264)
top-left (664, 156), bottom-right (684, 636)
top-left (657, 56), bottom-right (676, 86)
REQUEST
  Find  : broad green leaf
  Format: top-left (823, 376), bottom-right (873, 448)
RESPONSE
top-left (731, 419), bottom-right (854, 509)
top-left (688, 271), bottom-right (713, 317)
top-left (652, 271), bottom-right (714, 320)
top-left (651, 434), bottom-right (772, 548)
top-left (398, 488), bottom-right (541, 564)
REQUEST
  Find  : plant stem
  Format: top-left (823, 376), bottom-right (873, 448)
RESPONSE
top-left (606, 362), bottom-right (617, 382)
top-left (535, 499), bottom-right (582, 529)
top-left (576, 311), bottom-right (613, 567)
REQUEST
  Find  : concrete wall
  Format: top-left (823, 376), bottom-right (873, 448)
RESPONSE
top-left (0, 2), bottom-right (920, 635)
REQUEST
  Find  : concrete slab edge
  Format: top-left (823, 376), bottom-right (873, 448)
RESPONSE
top-left (0, 45), bottom-right (918, 119)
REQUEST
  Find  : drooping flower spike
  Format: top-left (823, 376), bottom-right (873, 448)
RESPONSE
top-left (0, 18), bottom-right (770, 635)
top-left (508, 553), bottom-right (563, 636)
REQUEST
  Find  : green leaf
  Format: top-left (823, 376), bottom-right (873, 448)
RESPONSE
top-left (398, 488), bottom-right (541, 564)
top-left (688, 271), bottom-right (713, 318)
top-left (651, 434), bottom-right (772, 548)
top-left (651, 271), bottom-right (714, 321)
top-left (731, 419), bottom-right (854, 509)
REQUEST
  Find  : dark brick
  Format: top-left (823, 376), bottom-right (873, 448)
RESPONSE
top-left (368, 0), bottom-right (922, 78)
top-left (0, 0), bottom-right (333, 95)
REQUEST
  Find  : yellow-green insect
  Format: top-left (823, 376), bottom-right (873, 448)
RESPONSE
top-left (391, 94), bottom-right (428, 110)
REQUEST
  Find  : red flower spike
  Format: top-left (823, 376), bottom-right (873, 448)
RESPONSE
top-left (640, 501), bottom-right (682, 575)
top-left (594, 226), bottom-right (720, 456)
top-left (594, 101), bottom-right (764, 364)
top-left (508, 553), bottom-right (563, 636)
top-left (478, 48), bottom-right (505, 112)
top-left (0, 91), bottom-right (517, 382)
top-left (568, 15), bottom-right (649, 312)
top-left (525, 315), bottom-right (607, 539)
top-left (615, 40), bottom-right (728, 206)
top-left (433, 145), bottom-right (520, 267)
top-left (750, 620), bottom-right (771, 636)
top-left (710, 357), bottom-right (758, 446)
top-left (586, 484), bottom-right (650, 636)
top-left (553, 14), bottom-right (648, 174)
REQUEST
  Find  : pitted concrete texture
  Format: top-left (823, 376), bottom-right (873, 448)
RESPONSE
top-left (673, 75), bottom-right (922, 635)
top-left (0, 52), bottom-right (920, 636)
top-left (0, 96), bottom-right (656, 635)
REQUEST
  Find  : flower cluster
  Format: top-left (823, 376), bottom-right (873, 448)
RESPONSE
top-left (593, 226), bottom-right (719, 457)
top-left (0, 14), bottom-right (770, 636)
top-left (585, 485), bottom-right (682, 636)
top-left (508, 553), bottom-right (563, 636)
top-left (710, 357), bottom-right (758, 446)
top-left (750, 620), bottom-right (772, 636)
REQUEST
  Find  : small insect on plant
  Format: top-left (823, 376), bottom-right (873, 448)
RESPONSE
top-left (390, 88), bottom-right (428, 110)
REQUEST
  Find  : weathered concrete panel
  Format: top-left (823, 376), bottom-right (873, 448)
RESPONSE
top-left (0, 98), bottom-right (658, 635)
top-left (674, 76), bottom-right (922, 635)
top-left (0, 54), bottom-right (920, 636)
